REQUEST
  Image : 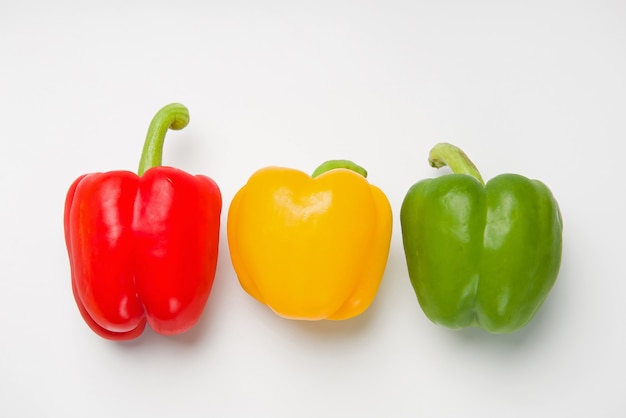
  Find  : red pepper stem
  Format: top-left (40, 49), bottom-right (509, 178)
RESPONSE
top-left (137, 103), bottom-right (190, 176)
top-left (311, 160), bottom-right (368, 178)
top-left (428, 143), bottom-right (485, 186)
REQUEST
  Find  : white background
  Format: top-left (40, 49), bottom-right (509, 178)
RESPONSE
top-left (1, 1), bottom-right (625, 417)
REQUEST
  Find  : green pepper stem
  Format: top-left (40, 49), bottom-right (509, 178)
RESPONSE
top-left (311, 160), bottom-right (368, 178)
top-left (137, 103), bottom-right (190, 176)
top-left (428, 142), bottom-right (485, 186)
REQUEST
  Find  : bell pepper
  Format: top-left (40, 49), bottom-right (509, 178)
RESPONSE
top-left (227, 160), bottom-right (392, 320)
top-left (64, 103), bottom-right (222, 340)
top-left (400, 143), bottom-right (562, 334)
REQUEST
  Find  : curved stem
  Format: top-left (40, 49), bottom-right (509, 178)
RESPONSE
top-left (137, 103), bottom-right (190, 176)
top-left (311, 159), bottom-right (368, 178)
top-left (428, 142), bottom-right (485, 186)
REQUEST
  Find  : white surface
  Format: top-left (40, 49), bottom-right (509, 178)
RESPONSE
top-left (1, 1), bottom-right (625, 417)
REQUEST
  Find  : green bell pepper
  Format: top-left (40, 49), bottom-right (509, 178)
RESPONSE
top-left (400, 143), bottom-right (563, 334)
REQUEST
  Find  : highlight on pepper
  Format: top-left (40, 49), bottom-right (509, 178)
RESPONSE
top-left (64, 103), bottom-right (222, 340)
top-left (400, 143), bottom-right (563, 334)
top-left (227, 160), bottom-right (393, 321)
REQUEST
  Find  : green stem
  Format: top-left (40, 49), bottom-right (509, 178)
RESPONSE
top-left (137, 103), bottom-right (190, 176)
top-left (428, 142), bottom-right (485, 186)
top-left (311, 160), bottom-right (368, 178)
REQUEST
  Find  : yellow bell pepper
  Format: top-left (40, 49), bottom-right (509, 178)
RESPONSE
top-left (227, 160), bottom-right (392, 320)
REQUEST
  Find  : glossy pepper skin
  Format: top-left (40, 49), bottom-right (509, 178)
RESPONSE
top-left (400, 143), bottom-right (562, 334)
top-left (227, 160), bottom-right (392, 320)
top-left (64, 104), bottom-right (222, 340)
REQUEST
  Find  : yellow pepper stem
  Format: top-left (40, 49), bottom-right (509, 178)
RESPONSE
top-left (311, 160), bottom-right (368, 178)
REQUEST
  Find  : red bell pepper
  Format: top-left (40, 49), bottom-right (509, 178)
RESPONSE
top-left (64, 103), bottom-right (222, 340)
